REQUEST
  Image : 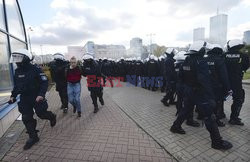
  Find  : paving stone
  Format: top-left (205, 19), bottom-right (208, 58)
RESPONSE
top-left (105, 83), bottom-right (250, 161)
top-left (1, 81), bottom-right (174, 161)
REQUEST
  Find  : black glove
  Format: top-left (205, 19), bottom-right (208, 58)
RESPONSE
top-left (8, 98), bottom-right (16, 104)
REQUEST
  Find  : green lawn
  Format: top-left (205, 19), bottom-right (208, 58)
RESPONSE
top-left (243, 71), bottom-right (250, 80)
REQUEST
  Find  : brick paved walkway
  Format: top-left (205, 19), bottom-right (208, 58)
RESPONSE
top-left (105, 83), bottom-right (250, 161)
top-left (2, 80), bottom-right (175, 162)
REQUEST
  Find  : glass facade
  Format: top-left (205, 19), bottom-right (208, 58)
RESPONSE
top-left (0, 0), bottom-right (27, 107)
top-left (0, 0), bottom-right (5, 30)
top-left (5, 0), bottom-right (25, 41)
top-left (0, 33), bottom-right (11, 90)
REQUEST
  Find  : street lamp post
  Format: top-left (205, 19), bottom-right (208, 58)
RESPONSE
top-left (27, 27), bottom-right (33, 53)
top-left (146, 33), bottom-right (155, 55)
top-left (40, 45), bottom-right (43, 55)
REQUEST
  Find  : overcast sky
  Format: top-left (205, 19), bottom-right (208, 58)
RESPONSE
top-left (19, 0), bottom-right (250, 54)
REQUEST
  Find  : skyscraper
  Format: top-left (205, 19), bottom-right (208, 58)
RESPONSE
top-left (209, 14), bottom-right (228, 47)
top-left (243, 30), bottom-right (250, 45)
top-left (127, 37), bottom-right (143, 58)
top-left (193, 27), bottom-right (205, 42)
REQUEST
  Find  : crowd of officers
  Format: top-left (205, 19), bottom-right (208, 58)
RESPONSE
top-left (8, 39), bottom-right (249, 151)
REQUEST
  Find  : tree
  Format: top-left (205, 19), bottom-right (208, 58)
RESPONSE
top-left (153, 46), bottom-right (167, 57)
top-left (241, 45), bottom-right (250, 56)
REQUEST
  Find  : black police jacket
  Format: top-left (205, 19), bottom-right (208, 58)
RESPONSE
top-left (11, 63), bottom-right (48, 98)
top-left (135, 60), bottom-right (144, 76)
top-left (225, 50), bottom-right (250, 90)
top-left (147, 59), bottom-right (159, 76)
top-left (49, 60), bottom-right (68, 90)
top-left (180, 56), bottom-right (214, 99)
top-left (164, 56), bottom-right (177, 84)
top-left (82, 60), bottom-right (103, 92)
top-left (206, 54), bottom-right (230, 92)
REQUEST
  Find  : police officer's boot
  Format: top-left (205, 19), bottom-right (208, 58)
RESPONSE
top-left (94, 104), bottom-right (99, 113)
top-left (99, 97), bottom-right (104, 106)
top-left (50, 113), bottom-right (57, 127)
top-left (229, 118), bottom-right (244, 125)
top-left (204, 115), bottom-right (233, 150)
top-left (170, 125), bottom-right (186, 134)
top-left (212, 140), bottom-right (233, 150)
top-left (229, 105), bottom-right (244, 126)
top-left (216, 119), bottom-right (225, 127)
top-left (23, 132), bottom-right (39, 150)
top-left (186, 119), bottom-right (200, 127)
top-left (23, 119), bottom-right (39, 150)
top-left (161, 98), bottom-right (169, 107)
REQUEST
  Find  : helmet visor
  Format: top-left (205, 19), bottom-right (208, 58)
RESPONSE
top-left (10, 54), bottom-right (24, 63)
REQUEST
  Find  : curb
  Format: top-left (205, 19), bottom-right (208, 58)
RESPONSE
top-left (242, 81), bottom-right (250, 85)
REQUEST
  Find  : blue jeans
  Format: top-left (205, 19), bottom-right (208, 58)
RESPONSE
top-left (67, 82), bottom-right (82, 112)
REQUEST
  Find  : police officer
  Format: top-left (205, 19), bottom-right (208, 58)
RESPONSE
top-left (117, 57), bottom-right (127, 82)
top-left (135, 57), bottom-right (144, 86)
top-left (146, 55), bottom-right (159, 91)
top-left (101, 58), bottom-right (114, 87)
top-left (49, 53), bottom-right (69, 113)
top-left (174, 51), bottom-right (200, 127)
top-left (206, 44), bottom-right (231, 127)
top-left (161, 48), bottom-right (177, 106)
top-left (82, 54), bottom-right (104, 113)
top-left (170, 41), bottom-right (232, 150)
top-left (9, 49), bottom-right (56, 150)
top-left (224, 39), bottom-right (250, 125)
top-left (159, 55), bottom-right (166, 92)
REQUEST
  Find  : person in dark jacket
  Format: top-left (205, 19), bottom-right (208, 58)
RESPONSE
top-left (9, 49), bottom-right (56, 150)
top-left (49, 53), bottom-right (69, 113)
top-left (135, 57), bottom-right (144, 86)
top-left (146, 55), bottom-right (159, 91)
top-left (206, 44), bottom-right (232, 127)
top-left (170, 41), bottom-right (233, 150)
top-left (174, 51), bottom-right (200, 127)
top-left (161, 48), bottom-right (177, 106)
top-left (82, 54), bottom-right (104, 113)
top-left (224, 39), bottom-right (250, 125)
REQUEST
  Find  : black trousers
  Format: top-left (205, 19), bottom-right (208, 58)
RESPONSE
top-left (18, 97), bottom-right (54, 138)
top-left (163, 83), bottom-right (176, 103)
top-left (173, 86), bottom-right (222, 143)
top-left (90, 90), bottom-right (103, 107)
top-left (58, 87), bottom-right (68, 108)
top-left (231, 88), bottom-right (245, 120)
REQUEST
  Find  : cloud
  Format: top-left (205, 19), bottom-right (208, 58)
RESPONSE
top-left (30, 0), bottom-right (135, 46)
top-left (176, 30), bottom-right (193, 41)
top-left (228, 22), bottom-right (250, 39)
top-left (147, 0), bottom-right (243, 17)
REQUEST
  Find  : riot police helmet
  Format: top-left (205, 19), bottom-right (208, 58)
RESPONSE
top-left (225, 39), bottom-right (245, 52)
top-left (10, 48), bottom-right (33, 64)
top-left (165, 48), bottom-right (178, 57)
top-left (188, 40), bottom-right (207, 56)
top-left (53, 53), bottom-right (64, 60)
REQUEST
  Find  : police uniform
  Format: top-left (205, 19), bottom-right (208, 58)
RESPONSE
top-left (161, 54), bottom-right (176, 106)
top-left (146, 58), bottom-right (159, 91)
top-left (206, 47), bottom-right (231, 126)
top-left (224, 41), bottom-right (250, 125)
top-left (170, 41), bottom-right (232, 150)
top-left (49, 58), bottom-right (69, 112)
top-left (10, 50), bottom-right (56, 150)
top-left (83, 57), bottom-right (104, 113)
